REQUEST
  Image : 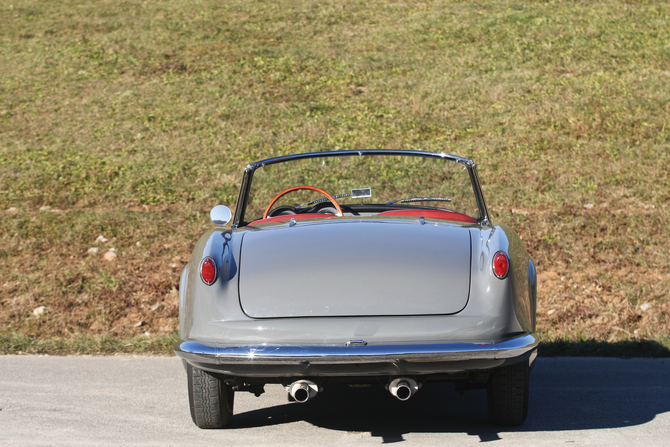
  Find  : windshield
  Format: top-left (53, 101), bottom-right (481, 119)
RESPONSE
top-left (240, 153), bottom-right (481, 225)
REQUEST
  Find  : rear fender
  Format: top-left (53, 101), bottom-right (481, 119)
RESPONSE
top-left (180, 229), bottom-right (246, 340)
top-left (468, 224), bottom-right (535, 335)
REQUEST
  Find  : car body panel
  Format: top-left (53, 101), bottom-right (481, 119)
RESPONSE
top-left (179, 218), bottom-right (533, 349)
top-left (238, 218), bottom-right (472, 318)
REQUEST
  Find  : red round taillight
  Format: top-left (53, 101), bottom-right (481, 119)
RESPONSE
top-left (200, 257), bottom-right (218, 285)
top-left (492, 251), bottom-right (509, 279)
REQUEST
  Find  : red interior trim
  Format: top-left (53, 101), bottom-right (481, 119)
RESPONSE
top-left (250, 210), bottom-right (477, 225)
top-left (378, 209), bottom-right (477, 223)
top-left (249, 213), bottom-right (335, 225)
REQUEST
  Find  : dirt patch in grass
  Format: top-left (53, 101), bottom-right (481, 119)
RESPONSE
top-left (527, 203), bottom-right (670, 345)
top-left (0, 206), bottom-right (193, 339)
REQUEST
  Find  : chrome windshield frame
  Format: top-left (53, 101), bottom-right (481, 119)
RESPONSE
top-left (231, 149), bottom-right (490, 229)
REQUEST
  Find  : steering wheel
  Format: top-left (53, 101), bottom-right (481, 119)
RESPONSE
top-left (263, 185), bottom-right (343, 219)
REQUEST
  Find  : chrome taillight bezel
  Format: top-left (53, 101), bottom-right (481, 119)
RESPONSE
top-left (200, 256), bottom-right (218, 286)
top-left (492, 251), bottom-right (510, 279)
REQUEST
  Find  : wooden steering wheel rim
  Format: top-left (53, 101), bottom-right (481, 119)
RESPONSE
top-left (263, 185), bottom-right (343, 219)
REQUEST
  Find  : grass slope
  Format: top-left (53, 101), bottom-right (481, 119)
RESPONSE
top-left (1, 0), bottom-right (669, 355)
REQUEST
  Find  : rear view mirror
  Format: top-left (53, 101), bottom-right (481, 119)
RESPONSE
top-left (210, 205), bottom-right (232, 226)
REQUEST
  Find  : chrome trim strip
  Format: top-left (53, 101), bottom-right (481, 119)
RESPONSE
top-left (469, 165), bottom-right (490, 224)
top-left (246, 150), bottom-right (475, 171)
top-left (175, 333), bottom-right (538, 366)
top-left (232, 166), bottom-right (254, 229)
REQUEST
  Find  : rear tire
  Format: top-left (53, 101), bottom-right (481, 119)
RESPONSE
top-left (487, 360), bottom-right (529, 426)
top-left (187, 363), bottom-right (234, 429)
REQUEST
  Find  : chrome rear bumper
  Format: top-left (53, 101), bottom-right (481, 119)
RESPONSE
top-left (174, 333), bottom-right (538, 377)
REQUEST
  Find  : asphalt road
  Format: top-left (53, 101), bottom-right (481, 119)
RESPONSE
top-left (1, 355), bottom-right (669, 446)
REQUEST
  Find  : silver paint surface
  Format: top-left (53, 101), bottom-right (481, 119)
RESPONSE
top-left (238, 219), bottom-right (472, 318)
top-left (178, 218), bottom-right (534, 348)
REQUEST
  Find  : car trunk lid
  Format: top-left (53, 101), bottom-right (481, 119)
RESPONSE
top-left (238, 220), bottom-right (471, 318)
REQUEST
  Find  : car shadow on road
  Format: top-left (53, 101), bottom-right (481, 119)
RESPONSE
top-left (229, 356), bottom-right (670, 443)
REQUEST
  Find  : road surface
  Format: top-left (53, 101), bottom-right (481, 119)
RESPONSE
top-left (1, 355), bottom-right (669, 446)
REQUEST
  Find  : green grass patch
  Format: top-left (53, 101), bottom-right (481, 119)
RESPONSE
top-left (0, 332), bottom-right (180, 356)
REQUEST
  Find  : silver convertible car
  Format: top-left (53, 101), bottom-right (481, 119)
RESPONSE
top-left (175, 150), bottom-right (538, 428)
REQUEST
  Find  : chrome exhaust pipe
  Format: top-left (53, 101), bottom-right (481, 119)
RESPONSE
top-left (389, 378), bottom-right (419, 401)
top-left (286, 380), bottom-right (318, 403)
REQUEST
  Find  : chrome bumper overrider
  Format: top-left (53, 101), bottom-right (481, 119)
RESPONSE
top-left (175, 334), bottom-right (538, 377)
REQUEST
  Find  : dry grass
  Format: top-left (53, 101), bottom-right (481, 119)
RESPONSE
top-left (1, 0), bottom-right (669, 354)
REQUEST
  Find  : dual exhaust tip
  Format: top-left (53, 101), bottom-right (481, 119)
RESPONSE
top-left (286, 380), bottom-right (319, 403)
top-left (388, 378), bottom-right (420, 401)
top-left (286, 378), bottom-right (420, 403)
